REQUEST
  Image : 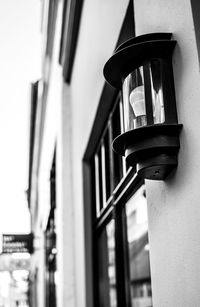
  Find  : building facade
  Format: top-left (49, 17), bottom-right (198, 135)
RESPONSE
top-left (28, 0), bottom-right (200, 306)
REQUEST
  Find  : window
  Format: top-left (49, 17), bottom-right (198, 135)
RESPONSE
top-left (83, 2), bottom-right (152, 306)
top-left (93, 98), bottom-right (127, 216)
top-left (90, 97), bottom-right (152, 307)
top-left (83, 93), bottom-right (153, 307)
top-left (126, 185), bottom-right (152, 307)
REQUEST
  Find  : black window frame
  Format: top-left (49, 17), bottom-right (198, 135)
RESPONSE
top-left (82, 2), bottom-right (153, 307)
top-left (59, 0), bottom-right (84, 83)
top-left (45, 149), bottom-right (57, 307)
top-left (83, 90), bottom-right (150, 306)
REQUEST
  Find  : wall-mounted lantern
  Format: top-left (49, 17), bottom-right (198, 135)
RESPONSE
top-left (103, 33), bottom-right (182, 180)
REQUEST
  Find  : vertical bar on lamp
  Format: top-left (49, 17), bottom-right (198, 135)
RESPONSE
top-left (143, 62), bottom-right (154, 125)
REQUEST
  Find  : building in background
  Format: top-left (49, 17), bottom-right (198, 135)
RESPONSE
top-left (28, 0), bottom-right (200, 307)
top-left (0, 254), bottom-right (30, 307)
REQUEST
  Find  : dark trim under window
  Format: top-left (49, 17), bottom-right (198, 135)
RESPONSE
top-left (59, 0), bottom-right (84, 83)
top-left (28, 81), bottom-right (39, 208)
top-left (45, 0), bottom-right (58, 58)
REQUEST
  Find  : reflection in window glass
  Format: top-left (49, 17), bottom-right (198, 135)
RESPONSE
top-left (112, 103), bottom-right (124, 187)
top-left (104, 129), bottom-right (111, 200)
top-left (94, 150), bottom-right (103, 215)
top-left (97, 220), bottom-right (117, 307)
top-left (126, 185), bottom-right (152, 307)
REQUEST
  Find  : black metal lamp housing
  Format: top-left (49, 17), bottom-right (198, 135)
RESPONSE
top-left (103, 33), bottom-right (182, 180)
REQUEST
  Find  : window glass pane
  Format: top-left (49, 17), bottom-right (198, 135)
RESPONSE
top-left (126, 185), bottom-right (152, 307)
top-left (112, 102), bottom-right (121, 140)
top-left (97, 220), bottom-right (117, 307)
top-left (95, 150), bottom-right (103, 214)
top-left (112, 104), bottom-right (123, 187)
top-left (104, 129), bottom-right (111, 200)
top-left (101, 142), bottom-right (107, 207)
top-left (113, 152), bottom-right (123, 188)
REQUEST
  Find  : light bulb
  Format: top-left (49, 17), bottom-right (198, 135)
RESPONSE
top-left (129, 85), bottom-right (146, 117)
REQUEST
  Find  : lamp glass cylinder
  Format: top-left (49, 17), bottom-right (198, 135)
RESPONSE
top-left (122, 60), bottom-right (165, 132)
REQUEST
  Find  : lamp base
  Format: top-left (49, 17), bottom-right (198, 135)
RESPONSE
top-left (136, 154), bottom-right (177, 180)
top-left (112, 123), bottom-right (182, 180)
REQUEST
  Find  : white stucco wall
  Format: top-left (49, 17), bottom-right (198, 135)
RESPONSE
top-left (35, 2), bottom-right (64, 307)
top-left (134, 1), bottom-right (200, 306)
top-left (57, 82), bottom-right (77, 307)
top-left (69, 1), bottom-right (129, 306)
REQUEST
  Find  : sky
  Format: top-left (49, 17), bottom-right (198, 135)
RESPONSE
top-left (0, 1), bottom-right (42, 233)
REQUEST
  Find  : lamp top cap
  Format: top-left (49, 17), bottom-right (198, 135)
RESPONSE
top-left (103, 32), bottom-right (176, 89)
top-left (115, 32), bottom-right (173, 52)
